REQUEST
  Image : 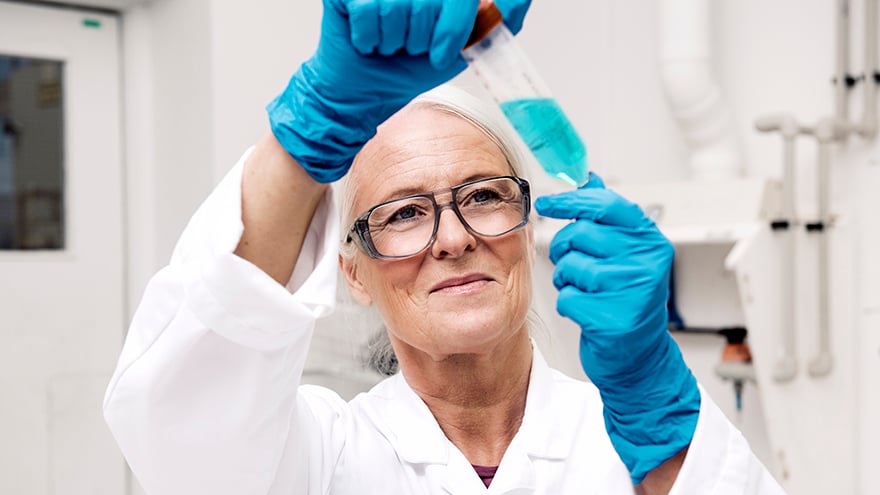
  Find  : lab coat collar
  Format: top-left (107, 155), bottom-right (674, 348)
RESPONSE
top-left (377, 372), bottom-right (451, 465)
top-left (375, 343), bottom-right (576, 466)
top-left (515, 345), bottom-right (576, 461)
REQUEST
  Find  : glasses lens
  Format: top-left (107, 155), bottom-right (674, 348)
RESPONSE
top-left (455, 177), bottom-right (526, 237)
top-left (366, 196), bottom-right (436, 258)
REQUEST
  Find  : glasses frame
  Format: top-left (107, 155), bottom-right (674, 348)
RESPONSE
top-left (346, 175), bottom-right (531, 260)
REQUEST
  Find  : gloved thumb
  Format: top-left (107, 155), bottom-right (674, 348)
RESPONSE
top-left (493, 0), bottom-right (531, 35)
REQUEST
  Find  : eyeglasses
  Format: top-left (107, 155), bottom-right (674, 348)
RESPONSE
top-left (346, 176), bottom-right (531, 260)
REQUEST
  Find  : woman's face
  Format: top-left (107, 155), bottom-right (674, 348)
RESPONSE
top-left (340, 105), bottom-right (534, 360)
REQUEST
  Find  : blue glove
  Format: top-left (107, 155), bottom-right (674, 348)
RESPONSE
top-left (267, 0), bottom-right (531, 183)
top-left (534, 173), bottom-right (700, 484)
top-left (495, 0), bottom-right (532, 34)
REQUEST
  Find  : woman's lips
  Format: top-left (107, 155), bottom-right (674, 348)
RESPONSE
top-left (430, 274), bottom-right (493, 294)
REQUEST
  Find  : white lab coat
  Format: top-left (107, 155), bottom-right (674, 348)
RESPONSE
top-left (104, 149), bottom-right (785, 494)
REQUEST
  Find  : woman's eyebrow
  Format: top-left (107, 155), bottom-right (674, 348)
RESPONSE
top-left (460, 173), bottom-right (495, 184)
top-left (379, 186), bottom-right (429, 203)
top-left (378, 173), bottom-right (500, 203)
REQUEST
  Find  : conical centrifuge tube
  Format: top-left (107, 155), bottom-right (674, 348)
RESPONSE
top-left (464, 1), bottom-right (589, 187)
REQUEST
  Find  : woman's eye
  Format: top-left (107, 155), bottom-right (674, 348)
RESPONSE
top-left (390, 206), bottom-right (417, 221)
top-left (369, 198), bottom-right (432, 231)
top-left (386, 203), bottom-right (426, 225)
top-left (465, 188), bottom-right (502, 205)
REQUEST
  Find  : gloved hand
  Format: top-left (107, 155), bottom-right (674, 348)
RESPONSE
top-left (534, 173), bottom-right (700, 484)
top-left (267, 0), bottom-right (532, 183)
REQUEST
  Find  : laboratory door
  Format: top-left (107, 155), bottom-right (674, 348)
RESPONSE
top-left (0, 2), bottom-right (126, 494)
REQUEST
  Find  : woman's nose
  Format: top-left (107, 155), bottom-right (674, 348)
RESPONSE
top-left (430, 207), bottom-right (477, 258)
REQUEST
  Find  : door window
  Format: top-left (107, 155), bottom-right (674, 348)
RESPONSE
top-left (0, 55), bottom-right (64, 250)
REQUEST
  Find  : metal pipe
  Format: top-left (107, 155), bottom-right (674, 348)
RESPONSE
top-left (835, 0), bottom-right (852, 122)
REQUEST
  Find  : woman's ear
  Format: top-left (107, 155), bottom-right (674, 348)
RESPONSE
top-left (339, 254), bottom-right (372, 306)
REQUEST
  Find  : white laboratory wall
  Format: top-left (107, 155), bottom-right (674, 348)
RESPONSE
top-left (122, 0), bottom-right (214, 313)
top-left (208, 0), bottom-right (321, 180)
top-left (122, 0), bottom-right (321, 309)
top-left (117, 0), bottom-right (878, 494)
top-left (854, 146), bottom-right (880, 495)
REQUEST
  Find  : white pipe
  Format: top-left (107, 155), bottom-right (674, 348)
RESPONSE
top-left (778, 135), bottom-right (797, 381)
top-left (755, 114), bottom-right (806, 382)
top-left (808, 142), bottom-right (833, 377)
top-left (807, 119), bottom-right (842, 378)
top-left (835, 0), bottom-right (852, 122)
top-left (658, 0), bottom-right (742, 180)
top-left (835, 0), bottom-right (878, 138)
top-left (751, 0), bottom-right (876, 382)
top-left (858, 0), bottom-right (878, 139)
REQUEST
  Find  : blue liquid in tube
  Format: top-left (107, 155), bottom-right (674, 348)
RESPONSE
top-left (499, 97), bottom-right (588, 187)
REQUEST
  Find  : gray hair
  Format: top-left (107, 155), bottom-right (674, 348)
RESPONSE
top-left (339, 84), bottom-right (534, 249)
top-left (340, 84), bottom-right (540, 376)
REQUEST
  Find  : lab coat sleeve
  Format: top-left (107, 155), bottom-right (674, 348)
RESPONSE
top-left (103, 148), bottom-right (344, 495)
top-left (669, 388), bottom-right (787, 494)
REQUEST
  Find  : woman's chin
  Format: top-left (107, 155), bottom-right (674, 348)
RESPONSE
top-left (426, 314), bottom-right (525, 356)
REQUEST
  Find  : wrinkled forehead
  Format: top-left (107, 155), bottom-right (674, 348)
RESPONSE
top-left (343, 104), bottom-right (514, 222)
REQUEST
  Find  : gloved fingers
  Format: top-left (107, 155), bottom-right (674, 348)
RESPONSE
top-left (346, 0), bottom-right (382, 55)
top-left (429, 0), bottom-right (480, 69)
top-left (552, 251), bottom-right (646, 292)
top-left (493, 0), bottom-right (532, 34)
top-left (377, 0), bottom-right (409, 55)
top-left (558, 286), bottom-right (665, 337)
top-left (406, 0), bottom-right (438, 54)
top-left (556, 285), bottom-right (618, 329)
top-left (547, 218), bottom-right (669, 263)
top-left (535, 188), bottom-right (649, 229)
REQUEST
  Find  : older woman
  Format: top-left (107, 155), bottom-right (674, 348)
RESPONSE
top-left (104, 1), bottom-right (784, 494)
